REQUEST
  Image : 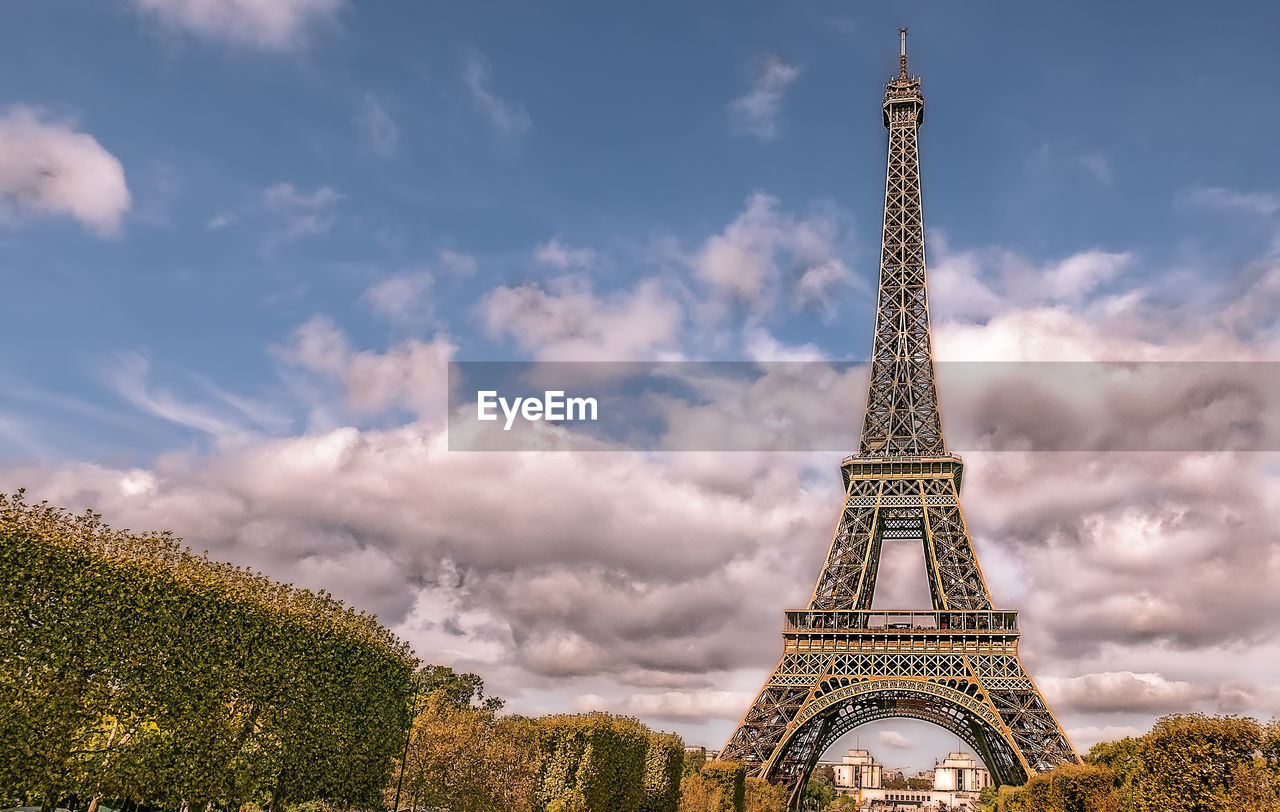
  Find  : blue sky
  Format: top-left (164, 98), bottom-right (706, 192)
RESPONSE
top-left (3, 0), bottom-right (1280, 773)
top-left (5, 1), bottom-right (1280, 461)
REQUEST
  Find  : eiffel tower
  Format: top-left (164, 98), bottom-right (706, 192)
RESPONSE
top-left (720, 30), bottom-right (1078, 806)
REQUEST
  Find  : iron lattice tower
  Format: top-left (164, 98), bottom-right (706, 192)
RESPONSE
top-left (720, 31), bottom-right (1078, 808)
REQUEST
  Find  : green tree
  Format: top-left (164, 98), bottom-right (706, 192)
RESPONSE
top-left (534, 712), bottom-right (651, 811)
top-left (978, 784), bottom-right (998, 811)
top-left (701, 761), bottom-right (746, 812)
top-left (1137, 714), bottom-right (1262, 812)
top-left (803, 779), bottom-right (834, 808)
top-left (744, 777), bottom-right (787, 812)
top-left (640, 733), bottom-right (685, 812)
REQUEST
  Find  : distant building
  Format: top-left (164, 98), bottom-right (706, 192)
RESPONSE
top-left (831, 749), bottom-right (883, 793)
top-left (832, 749), bottom-right (991, 809)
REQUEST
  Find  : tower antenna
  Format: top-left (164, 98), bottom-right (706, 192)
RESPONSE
top-left (899, 27), bottom-right (908, 78)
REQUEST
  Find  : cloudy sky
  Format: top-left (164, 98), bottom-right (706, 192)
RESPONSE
top-left (3, 0), bottom-right (1280, 773)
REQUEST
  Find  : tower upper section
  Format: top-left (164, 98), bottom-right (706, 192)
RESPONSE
top-left (883, 28), bottom-right (924, 128)
top-left (858, 29), bottom-right (946, 459)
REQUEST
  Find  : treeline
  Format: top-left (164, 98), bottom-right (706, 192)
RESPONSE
top-left (0, 491), bottom-right (416, 811)
top-left (393, 672), bottom-right (788, 812)
top-left (983, 714), bottom-right (1280, 812)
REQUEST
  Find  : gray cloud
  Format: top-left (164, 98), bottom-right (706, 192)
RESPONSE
top-left (5, 205), bottom-right (1280, 746)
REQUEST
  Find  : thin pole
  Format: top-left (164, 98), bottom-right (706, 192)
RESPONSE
top-left (899, 27), bottom-right (908, 77)
top-left (391, 674), bottom-right (422, 812)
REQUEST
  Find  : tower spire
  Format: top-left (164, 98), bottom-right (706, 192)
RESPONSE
top-left (862, 28), bottom-right (937, 457)
top-left (899, 27), bottom-right (908, 78)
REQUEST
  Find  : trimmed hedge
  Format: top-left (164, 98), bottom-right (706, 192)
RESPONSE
top-left (0, 491), bottom-right (416, 810)
top-left (534, 712), bottom-right (655, 811)
top-left (641, 732), bottom-right (685, 812)
top-left (701, 761), bottom-right (746, 812)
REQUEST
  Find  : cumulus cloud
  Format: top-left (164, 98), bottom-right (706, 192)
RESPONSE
top-left (0, 105), bottom-right (130, 236)
top-left (280, 316), bottom-right (455, 419)
top-left (1040, 671), bottom-right (1259, 715)
top-left (363, 270), bottom-right (433, 322)
top-left (130, 0), bottom-right (342, 51)
top-left (878, 730), bottom-right (914, 750)
top-left (690, 192), bottom-right (851, 310)
top-left (731, 55), bottom-right (801, 141)
top-left (623, 690), bottom-right (755, 723)
top-left (479, 277), bottom-right (682, 361)
top-left (463, 52), bottom-right (530, 135)
top-left (8, 181), bottom-right (1280, 748)
top-left (535, 238), bottom-right (597, 271)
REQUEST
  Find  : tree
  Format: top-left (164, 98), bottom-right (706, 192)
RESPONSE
top-left (641, 733), bottom-right (685, 812)
top-left (802, 779), bottom-right (834, 808)
top-left (1225, 759), bottom-right (1280, 812)
top-left (535, 712), bottom-right (651, 811)
top-left (744, 777), bottom-right (787, 812)
top-left (978, 784), bottom-right (998, 811)
top-left (1087, 737), bottom-right (1141, 812)
top-left (1137, 714), bottom-right (1262, 812)
top-left (393, 692), bottom-right (540, 812)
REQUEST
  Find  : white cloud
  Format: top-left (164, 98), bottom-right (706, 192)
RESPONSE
top-left (261, 182), bottom-right (341, 243)
top-left (689, 192), bottom-right (850, 310)
top-left (623, 690), bottom-right (755, 723)
top-left (731, 55), bottom-right (801, 141)
top-left (280, 316), bottom-right (455, 419)
top-left (535, 238), bottom-right (597, 271)
top-left (363, 270), bottom-right (433, 322)
top-left (1179, 186), bottom-right (1280, 217)
top-left (463, 52), bottom-right (530, 135)
top-left (878, 730), bottom-right (914, 750)
top-left (0, 105), bottom-right (130, 236)
top-left (439, 247), bottom-right (478, 276)
top-left (479, 277), bottom-right (682, 361)
top-left (131, 0), bottom-right (342, 51)
top-left (1040, 671), bottom-right (1256, 715)
top-left (792, 259), bottom-right (850, 313)
top-left (206, 211), bottom-right (235, 230)
top-left (105, 352), bottom-right (238, 436)
top-left (357, 94), bottom-right (399, 158)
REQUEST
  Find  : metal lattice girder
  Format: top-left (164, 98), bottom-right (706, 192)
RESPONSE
top-left (720, 32), bottom-right (1078, 810)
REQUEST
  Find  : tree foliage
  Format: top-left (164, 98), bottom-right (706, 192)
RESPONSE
top-left (991, 714), bottom-right (1280, 812)
top-left (680, 760), bottom-right (746, 812)
top-left (743, 776), bottom-right (787, 812)
top-left (1137, 714), bottom-right (1265, 812)
top-left (391, 691), bottom-right (540, 812)
top-left (533, 712), bottom-right (682, 812)
top-left (640, 733), bottom-right (685, 812)
top-left (0, 491), bottom-right (416, 810)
